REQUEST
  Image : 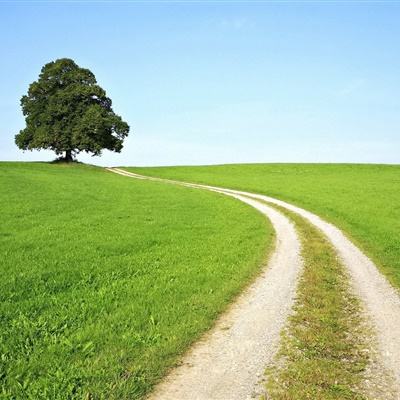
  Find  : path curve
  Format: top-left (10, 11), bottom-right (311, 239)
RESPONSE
top-left (107, 167), bottom-right (302, 400)
top-left (109, 168), bottom-right (400, 394)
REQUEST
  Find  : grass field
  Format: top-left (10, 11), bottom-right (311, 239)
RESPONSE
top-left (0, 162), bottom-right (272, 399)
top-left (126, 164), bottom-right (400, 289)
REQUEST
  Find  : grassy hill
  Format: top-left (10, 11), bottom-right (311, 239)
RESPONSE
top-left (127, 163), bottom-right (400, 289)
top-left (0, 162), bottom-right (271, 399)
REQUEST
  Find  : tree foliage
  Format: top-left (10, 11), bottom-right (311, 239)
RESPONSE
top-left (15, 58), bottom-right (130, 161)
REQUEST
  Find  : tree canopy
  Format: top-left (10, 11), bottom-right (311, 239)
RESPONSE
top-left (15, 58), bottom-right (130, 161)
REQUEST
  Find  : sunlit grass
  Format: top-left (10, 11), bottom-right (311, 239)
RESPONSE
top-left (0, 162), bottom-right (272, 399)
top-left (127, 163), bottom-right (400, 288)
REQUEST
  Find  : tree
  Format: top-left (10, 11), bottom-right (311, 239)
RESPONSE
top-left (15, 58), bottom-right (130, 161)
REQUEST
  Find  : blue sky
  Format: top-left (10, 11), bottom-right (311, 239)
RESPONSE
top-left (1, 1), bottom-right (399, 166)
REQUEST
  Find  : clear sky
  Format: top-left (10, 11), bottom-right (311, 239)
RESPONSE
top-left (1, 1), bottom-right (399, 166)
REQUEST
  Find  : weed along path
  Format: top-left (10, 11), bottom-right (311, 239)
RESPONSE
top-left (107, 168), bottom-right (303, 399)
top-left (110, 169), bottom-right (400, 400)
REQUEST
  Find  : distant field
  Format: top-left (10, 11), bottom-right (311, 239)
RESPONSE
top-left (0, 162), bottom-right (271, 399)
top-left (127, 164), bottom-right (400, 289)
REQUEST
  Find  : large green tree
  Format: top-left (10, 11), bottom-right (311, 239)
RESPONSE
top-left (15, 58), bottom-right (130, 161)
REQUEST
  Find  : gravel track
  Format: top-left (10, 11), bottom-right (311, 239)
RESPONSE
top-left (108, 168), bottom-right (400, 397)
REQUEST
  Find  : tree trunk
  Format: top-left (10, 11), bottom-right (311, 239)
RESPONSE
top-left (65, 150), bottom-right (73, 162)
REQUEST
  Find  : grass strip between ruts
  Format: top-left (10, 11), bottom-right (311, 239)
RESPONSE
top-left (262, 204), bottom-right (369, 400)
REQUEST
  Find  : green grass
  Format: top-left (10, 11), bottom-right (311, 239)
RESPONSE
top-left (126, 164), bottom-right (400, 289)
top-left (0, 162), bottom-right (272, 399)
top-left (263, 205), bottom-right (368, 400)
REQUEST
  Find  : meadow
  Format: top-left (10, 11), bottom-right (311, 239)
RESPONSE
top-left (127, 164), bottom-right (400, 289)
top-left (0, 162), bottom-right (271, 399)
